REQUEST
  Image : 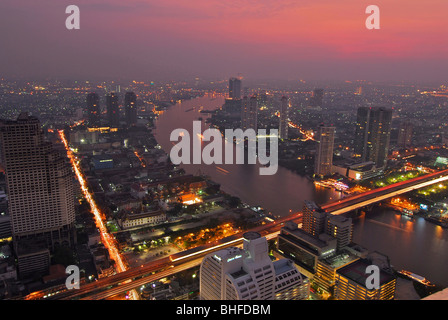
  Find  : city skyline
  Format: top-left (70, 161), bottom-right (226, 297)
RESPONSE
top-left (1, 0), bottom-right (448, 304)
top-left (1, 1), bottom-right (448, 82)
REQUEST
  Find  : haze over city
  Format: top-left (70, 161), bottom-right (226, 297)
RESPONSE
top-left (1, 0), bottom-right (448, 82)
top-left (1, 0), bottom-right (448, 306)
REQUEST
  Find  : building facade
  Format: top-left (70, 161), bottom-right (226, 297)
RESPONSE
top-left (279, 96), bottom-right (289, 140)
top-left (87, 92), bottom-right (101, 127)
top-left (200, 232), bottom-right (309, 300)
top-left (125, 91), bottom-right (138, 126)
top-left (229, 78), bottom-right (242, 100)
top-left (241, 95), bottom-right (258, 132)
top-left (106, 92), bottom-right (120, 127)
top-left (354, 107), bottom-right (392, 168)
top-left (334, 258), bottom-right (396, 300)
top-left (314, 125), bottom-right (335, 177)
top-left (0, 113), bottom-right (76, 278)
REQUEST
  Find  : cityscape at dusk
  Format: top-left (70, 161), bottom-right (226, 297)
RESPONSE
top-left (0, 0), bottom-right (448, 310)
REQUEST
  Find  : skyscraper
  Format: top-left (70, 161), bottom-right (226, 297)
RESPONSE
top-left (106, 92), bottom-right (120, 127)
top-left (229, 77), bottom-right (242, 100)
top-left (279, 96), bottom-right (289, 140)
top-left (397, 120), bottom-right (413, 148)
top-left (354, 107), bottom-right (392, 167)
top-left (0, 114), bottom-right (76, 276)
top-left (314, 125), bottom-right (335, 177)
top-left (87, 92), bottom-right (101, 127)
top-left (241, 95), bottom-right (258, 132)
top-left (125, 91), bottom-right (138, 126)
top-left (302, 200), bottom-right (327, 236)
top-left (199, 232), bottom-right (309, 300)
top-left (310, 88), bottom-right (324, 108)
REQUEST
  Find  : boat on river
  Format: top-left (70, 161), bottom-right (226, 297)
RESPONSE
top-left (397, 270), bottom-right (435, 287)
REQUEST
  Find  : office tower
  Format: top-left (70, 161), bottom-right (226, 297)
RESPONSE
top-left (397, 120), bottom-right (413, 148)
top-left (353, 107), bottom-right (392, 167)
top-left (229, 77), bottom-right (242, 100)
top-left (106, 92), bottom-right (120, 127)
top-left (314, 250), bottom-right (360, 294)
top-left (325, 215), bottom-right (353, 250)
top-left (0, 114), bottom-right (76, 276)
top-left (302, 200), bottom-right (327, 236)
top-left (310, 88), bottom-right (324, 108)
top-left (199, 232), bottom-right (309, 300)
top-left (314, 125), bottom-right (335, 177)
top-left (279, 96), bottom-right (289, 140)
top-left (276, 221), bottom-right (336, 279)
top-left (241, 95), bottom-right (258, 132)
top-left (334, 258), bottom-right (396, 300)
top-left (87, 92), bottom-right (101, 127)
top-left (353, 107), bottom-right (370, 157)
top-left (125, 91), bottom-right (138, 126)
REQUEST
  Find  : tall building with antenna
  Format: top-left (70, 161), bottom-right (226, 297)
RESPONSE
top-left (279, 96), bottom-right (289, 140)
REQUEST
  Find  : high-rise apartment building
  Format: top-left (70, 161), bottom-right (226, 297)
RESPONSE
top-left (279, 96), bottom-right (289, 140)
top-left (354, 107), bottom-right (392, 167)
top-left (87, 92), bottom-right (101, 127)
top-left (241, 95), bottom-right (258, 132)
top-left (124, 91), bottom-right (137, 126)
top-left (302, 200), bottom-right (327, 236)
top-left (0, 114), bottom-right (76, 276)
top-left (314, 125), bottom-right (335, 177)
top-left (106, 92), bottom-right (120, 127)
top-left (325, 215), bottom-right (353, 250)
top-left (199, 232), bottom-right (309, 300)
top-left (229, 77), bottom-right (242, 100)
top-left (302, 201), bottom-right (353, 250)
top-left (397, 120), bottom-right (413, 148)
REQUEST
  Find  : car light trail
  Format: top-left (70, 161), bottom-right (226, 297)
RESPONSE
top-left (134, 151), bottom-right (146, 168)
top-left (59, 130), bottom-right (138, 300)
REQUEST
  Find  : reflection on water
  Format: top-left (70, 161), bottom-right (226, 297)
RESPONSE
top-left (154, 95), bottom-right (341, 217)
top-left (353, 207), bottom-right (448, 287)
top-left (154, 95), bottom-right (448, 288)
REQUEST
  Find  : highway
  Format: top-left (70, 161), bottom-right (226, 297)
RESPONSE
top-left (71, 168), bottom-right (448, 300)
top-left (322, 168), bottom-right (448, 215)
top-left (25, 162), bottom-right (448, 300)
top-left (37, 214), bottom-right (300, 300)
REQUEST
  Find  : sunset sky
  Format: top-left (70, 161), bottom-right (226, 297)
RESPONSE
top-left (1, 0), bottom-right (447, 82)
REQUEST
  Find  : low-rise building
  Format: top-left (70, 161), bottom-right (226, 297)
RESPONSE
top-left (119, 209), bottom-right (166, 230)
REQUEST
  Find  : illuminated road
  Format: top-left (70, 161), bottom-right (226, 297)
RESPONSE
top-left (56, 168), bottom-right (448, 300)
top-left (28, 136), bottom-right (448, 300)
top-left (58, 130), bottom-right (138, 299)
top-left (36, 214), bottom-right (300, 300)
top-left (322, 168), bottom-right (448, 215)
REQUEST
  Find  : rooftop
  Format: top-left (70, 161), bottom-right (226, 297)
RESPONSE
top-left (336, 259), bottom-right (396, 287)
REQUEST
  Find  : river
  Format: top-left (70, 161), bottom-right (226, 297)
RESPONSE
top-left (153, 95), bottom-right (448, 288)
